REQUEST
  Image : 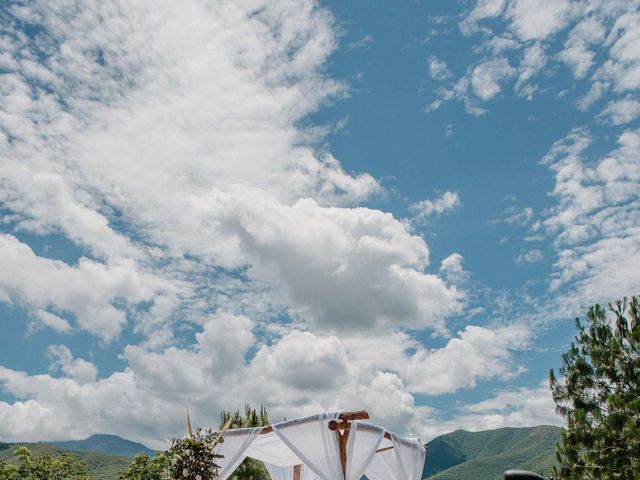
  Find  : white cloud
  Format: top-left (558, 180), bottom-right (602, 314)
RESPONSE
top-left (34, 310), bottom-right (72, 334)
top-left (516, 43), bottom-right (546, 97)
top-left (471, 58), bottom-right (516, 101)
top-left (515, 249), bottom-right (544, 264)
top-left (232, 190), bottom-right (463, 332)
top-left (541, 127), bottom-right (640, 306)
top-left (400, 325), bottom-right (530, 395)
top-left (450, 381), bottom-right (562, 432)
top-left (0, 234), bottom-right (173, 340)
top-left (460, 0), bottom-right (507, 35)
top-left (506, 0), bottom-right (573, 41)
top-left (502, 206), bottom-right (534, 226)
top-left (429, 56), bottom-right (453, 81)
top-left (346, 35), bottom-right (374, 51)
top-left (0, 0), bottom-right (489, 446)
top-left (597, 96), bottom-right (640, 125)
top-left (433, 0), bottom-right (640, 115)
top-left (0, 321), bottom-right (532, 446)
top-left (47, 345), bottom-right (97, 385)
top-left (413, 380), bottom-right (562, 441)
top-left (558, 16), bottom-right (606, 79)
top-left (409, 191), bottom-right (462, 225)
top-left (439, 253), bottom-right (468, 283)
top-left (0, 0), bottom-right (460, 342)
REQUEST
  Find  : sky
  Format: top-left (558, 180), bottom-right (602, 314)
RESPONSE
top-left (0, 0), bottom-right (639, 449)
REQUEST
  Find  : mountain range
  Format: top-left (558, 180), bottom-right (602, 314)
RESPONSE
top-left (50, 434), bottom-right (156, 457)
top-left (423, 425), bottom-right (562, 480)
top-left (0, 425), bottom-right (561, 480)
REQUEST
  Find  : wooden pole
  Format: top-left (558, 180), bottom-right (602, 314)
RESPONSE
top-left (293, 464), bottom-right (301, 480)
top-left (375, 446), bottom-right (394, 453)
top-left (336, 421), bottom-right (351, 479)
top-left (249, 411), bottom-right (369, 435)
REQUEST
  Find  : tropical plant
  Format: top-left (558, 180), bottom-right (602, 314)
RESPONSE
top-left (2, 446), bottom-right (92, 480)
top-left (220, 405), bottom-right (270, 480)
top-left (119, 451), bottom-right (170, 480)
top-left (549, 296), bottom-right (640, 480)
top-left (220, 405), bottom-right (270, 430)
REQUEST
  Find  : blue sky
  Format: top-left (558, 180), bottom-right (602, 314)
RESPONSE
top-left (0, 0), bottom-right (639, 448)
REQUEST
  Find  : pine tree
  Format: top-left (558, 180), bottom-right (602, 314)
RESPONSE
top-left (550, 296), bottom-right (640, 480)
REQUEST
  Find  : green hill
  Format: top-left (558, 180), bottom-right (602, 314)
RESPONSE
top-left (0, 425), bottom-right (561, 480)
top-left (0, 442), bottom-right (132, 480)
top-left (423, 425), bottom-right (562, 480)
top-left (51, 434), bottom-right (155, 457)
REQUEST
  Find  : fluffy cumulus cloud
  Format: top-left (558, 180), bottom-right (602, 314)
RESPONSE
top-left (47, 345), bottom-right (97, 385)
top-left (0, 322), bottom-right (531, 447)
top-left (0, 234), bottom-right (173, 339)
top-left (597, 96), bottom-right (640, 125)
top-left (539, 127), bottom-right (640, 308)
top-left (436, 381), bottom-right (561, 435)
top-left (400, 381), bottom-right (561, 442)
top-left (471, 58), bottom-right (516, 101)
top-left (429, 0), bottom-right (640, 116)
top-left (0, 0), bottom-right (536, 444)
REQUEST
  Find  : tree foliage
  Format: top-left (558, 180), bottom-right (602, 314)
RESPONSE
top-left (119, 451), bottom-right (169, 480)
top-left (0, 446), bottom-right (92, 480)
top-left (550, 296), bottom-right (640, 480)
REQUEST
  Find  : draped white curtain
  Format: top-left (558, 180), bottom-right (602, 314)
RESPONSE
top-left (217, 427), bottom-right (262, 480)
top-left (344, 422), bottom-right (384, 480)
top-left (245, 432), bottom-right (302, 466)
top-left (364, 433), bottom-right (426, 480)
top-left (271, 412), bottom-right (343, 480)
top-left (212, 413), bottom-right (426, 480)
top-left (264, 463), bottom-right (323, 480)
top-left (392, 435), bottom-right (426, 480)
top-left (264, 463), bottom-right (294, 480)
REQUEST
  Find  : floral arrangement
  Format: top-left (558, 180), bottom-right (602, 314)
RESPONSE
top-left (168, 426), bottom-right (224, 480)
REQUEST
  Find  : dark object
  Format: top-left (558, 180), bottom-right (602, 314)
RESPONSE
top-left (504, 470), bottom-right (546, 480)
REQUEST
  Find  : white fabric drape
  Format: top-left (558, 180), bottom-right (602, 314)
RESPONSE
top-left (265, 463), bottom-right (324, 480)
top-left (271, 412), bottom-right (342, 480)
top-left (211, 413), bottom-right (426, 480)
top-left (344, 422), bottom-right (384, 480)
top-left (364, 433), bottom-right (426, 480)
top-left (392, 434), bottom-right (426, 480)
top-left (217, 427), bottom-right (262, 480)
top-left (245, 432), bottom-right (302, 466)
top-left (264, 463), bottom-right (294, 480)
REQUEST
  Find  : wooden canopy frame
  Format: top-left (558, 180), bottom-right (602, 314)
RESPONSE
top-left (246, 410), bottom-right (393, 479)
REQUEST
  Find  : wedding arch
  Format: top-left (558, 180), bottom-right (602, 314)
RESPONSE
top-left (214, 411), bottom-right (426, 480)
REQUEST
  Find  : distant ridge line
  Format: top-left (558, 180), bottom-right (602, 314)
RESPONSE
top-left (423, 424), bottom-right (563, 480)
top-left (50, 433), bottom-right (155, 458)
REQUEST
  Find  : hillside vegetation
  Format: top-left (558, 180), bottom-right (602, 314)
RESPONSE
top-left (423, 425), bottom-right (562, 480)
top-left (1, 425), bottom-right (561, 480)
top-left (0, 442), bottom-right (131, 480)
top-left (52, 434), bottom-right (156, 457)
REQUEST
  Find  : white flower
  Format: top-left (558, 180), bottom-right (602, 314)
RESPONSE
top-left (183, 468), bottom-right (189, 477)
